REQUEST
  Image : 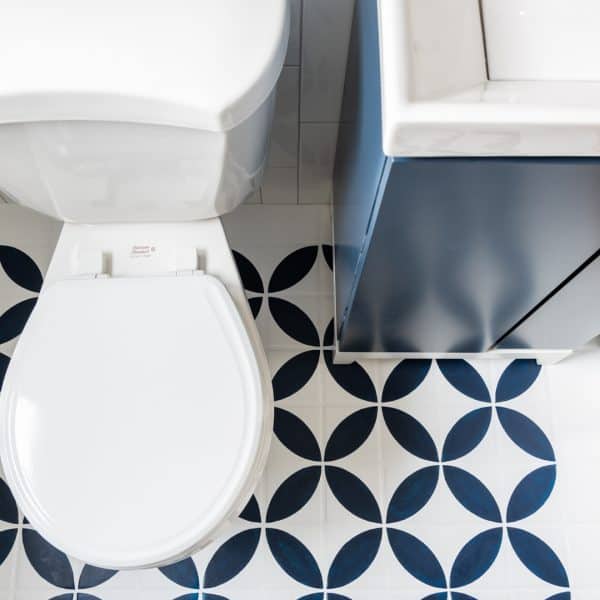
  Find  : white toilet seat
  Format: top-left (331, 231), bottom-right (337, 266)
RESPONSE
top-left (0, 272), bottom-right (269, 568)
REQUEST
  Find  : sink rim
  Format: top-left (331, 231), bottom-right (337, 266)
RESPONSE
top-left (378, 0), bottom-right (600, 157)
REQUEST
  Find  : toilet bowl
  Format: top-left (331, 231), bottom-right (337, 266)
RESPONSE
top-left (0, 0), bottom-right (288, 568)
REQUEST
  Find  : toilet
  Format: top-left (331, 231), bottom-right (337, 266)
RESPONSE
top-left (0, 0), bottom-right (288, 568)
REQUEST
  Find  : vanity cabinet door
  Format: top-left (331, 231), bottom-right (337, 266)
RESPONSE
top-left (497, 254), bottom-right (600, 350)
top-left (337, 158), bottom-right (600, 353)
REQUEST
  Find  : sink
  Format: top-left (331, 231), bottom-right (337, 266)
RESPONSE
top-left (482, 0), bottom-right (600, 81)
top-left (379, 0), bottom-right (600, 156)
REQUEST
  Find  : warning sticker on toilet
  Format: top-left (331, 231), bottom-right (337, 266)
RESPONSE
top-left (130, 245), bottom-right (156, 259)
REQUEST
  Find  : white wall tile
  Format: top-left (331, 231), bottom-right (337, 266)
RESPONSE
top-left (300, 0), bottom-right (355, 123)
top-left (299, 122), bottom-right (338, 204)
top-left (268, 67), bottom-right (300, 168)
top-left (223, 204), bottom-right (332, 246)
top-left (261, 167), bottom-right (298, 204)
top-left (244, 189), bottom-right (262, 204)
top-left (266, 0), bottom-right (355, 204)
top-left (284, 0), bottom-right (302, 66)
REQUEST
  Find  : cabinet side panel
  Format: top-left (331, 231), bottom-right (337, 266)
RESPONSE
top-left (333, 0), bottom-right (387, 342)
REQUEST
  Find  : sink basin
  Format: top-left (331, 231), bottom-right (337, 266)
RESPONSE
top-left (482, 0), bottom-right (600, 81)
top-left (379, 0), bottom-right (600, 156)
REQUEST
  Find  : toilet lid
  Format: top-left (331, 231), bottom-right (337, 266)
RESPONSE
top-left (0, 274), bottom-right (265, 568)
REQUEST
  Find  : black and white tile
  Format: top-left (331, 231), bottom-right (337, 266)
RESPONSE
top-left (0, 204), bottom-right (599, 599)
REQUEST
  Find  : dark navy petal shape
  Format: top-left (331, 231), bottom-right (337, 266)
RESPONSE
top-left (422, 594), bottom-right (448, 600)
top-left (381, 360), bottom-right (432, 402)
top-left (324, 407), bottom-right (377, 461)
top-left (232, 250), bottom-right (264, 293)
top-left (0, 246), bottom-right (43, 292)
top-left (546, 594), bottom-right (571, 600)
top-left (267, 467), bottom-right (321, 522)
top-left (22, 529), bottom-right (75, 589)
top-left (269, 298), bottom-right (320, 346)
top-left (78, 565), bottom-right (117, 588)
top-left (0, 298), bottom-right (37, 344)
top-left (0, 529), bottom-right (16, 566)
top-left (386, 466), bottom-right (439, 523)
top-left (203, 595), bottom-right (229, 600)
top-left (172, 594), bottom-right (199, 600)
top-left (322, 245), bottom-right (333, 271)
top-left (54, 595), bottom-right (102, 600)
top-left (159, 557), bottom-right (199, 589)
top-left (324, 350), bottom-right (377, 402)
top-left (443, 466), bottom-right (501, 522)
top-left (327, 528), bottom-right (382, 588)
top-left (272, 350), bottom-right (320, 401)
top-left (0, 478), bottom-right (18, 524)
top-left (299, 594), bottom-right (351, 600)
top-left (450, 528), bottom-right (503, 587)
top-left (240, 495), bottom-right (261, 523)
top-left (496, 407), bottom-right (555, 461)
top-left (274, 408), bottom-right (321, 461)
top-left (323, 319), bottom-right (335, 347)
top-left (266, 528), bottom-right (323, 588)
top-left (204, 528), bottom-right (260, 588)
top-left (382, 407), bottom-right (438, 462)
top-left (495, 359), bottom-right (541, 403)
top-left (437, 360), bottom-right (490, 402)
top-left (0, 353), bottom-right (9, 391)
top-left (325, 466), bottom-right (381, 523)
top-left (452, 594), bottom-right (478, 600)
top-left (507, 465), bottom-right (556, 523)
top-left (442, 407), bottom-right (492, 462)
top-left (248, 296), bottom-right (262, 319)
top-left (269, 246), bottom-right (319, 293)
top-left (388, 529), bottom-right (446, 588)
top-left (508, 527), bottom-right (569, 587)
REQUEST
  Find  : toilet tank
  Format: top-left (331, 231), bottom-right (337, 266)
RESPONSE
top-left (0, 0), bottom-right (289, 223)
top-left (0, 99), bottom-right (276, 223)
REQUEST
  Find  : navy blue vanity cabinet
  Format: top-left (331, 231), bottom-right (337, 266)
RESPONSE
top-left (332, 0), bottom-right (600, 354)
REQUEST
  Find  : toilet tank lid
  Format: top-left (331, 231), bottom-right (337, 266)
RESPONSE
top-left (0, 0), bottom-right (289, 132)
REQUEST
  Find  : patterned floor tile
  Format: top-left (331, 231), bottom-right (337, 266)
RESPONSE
top-left (0, 204), bottom-right (595, 599)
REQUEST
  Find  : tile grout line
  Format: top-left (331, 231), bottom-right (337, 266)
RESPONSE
top-left (541, 365), bottom-right (572, 575)
top-left (295, 0), bottom-right (304, 205)
top-left (375, 362), bottom-right (386, 585)
top-left (8, 527), bottom-right (20, 600)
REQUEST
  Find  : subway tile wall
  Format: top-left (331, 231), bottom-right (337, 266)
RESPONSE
top-left (250, 0), bottom-right (355, 205)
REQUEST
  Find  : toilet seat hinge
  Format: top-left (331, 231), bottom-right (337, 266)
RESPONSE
top-left (174, 269), bottom-right (204, 277)
top-left (173, 247), bottom-right (204, 277)
top-left (72, 250), bottom-right (109, 279)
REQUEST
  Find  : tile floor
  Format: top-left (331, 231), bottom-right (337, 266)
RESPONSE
top-left (0, 204), bottom-right (599, 599)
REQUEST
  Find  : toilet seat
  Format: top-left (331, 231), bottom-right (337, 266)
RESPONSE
top-left (0, 272), bottom-right (268, 568)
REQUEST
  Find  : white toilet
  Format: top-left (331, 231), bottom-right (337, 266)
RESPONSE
top-left (0, 0), bottom-right (288, 568)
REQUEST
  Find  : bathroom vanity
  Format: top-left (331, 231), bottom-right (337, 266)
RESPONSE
top-left (333, 0), bottom-right (600, 359)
